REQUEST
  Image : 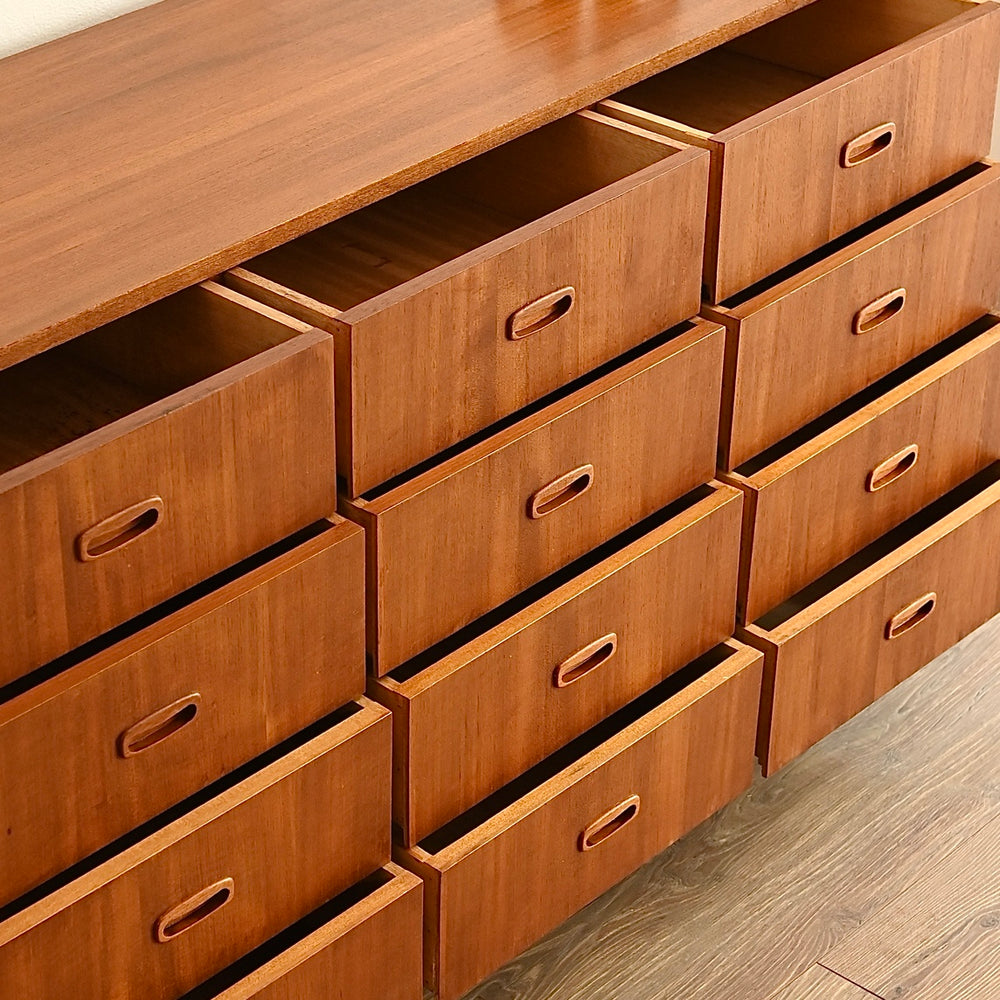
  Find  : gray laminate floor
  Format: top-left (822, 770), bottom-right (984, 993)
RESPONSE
top-left (462, 614), bottom-right (1000, 1000)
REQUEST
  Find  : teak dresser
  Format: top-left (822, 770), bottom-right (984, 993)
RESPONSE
top-left (1, 1), bottom-right (998, 998)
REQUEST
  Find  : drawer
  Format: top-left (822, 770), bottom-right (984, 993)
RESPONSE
top-left (0, 281), bottom-right (336, 689)
top-left (0, 700), bottom-right (390, 1000)
top-left (344, 318), bottom-right (725, 674)
top-left (372, 482), bottom-right (743, 845)
top-left (225, 110), bottom-right (710, 495)
top-left (744, 465), bottom-right (1000, 775)
top-left (0, 517), bottom-right (365, 907)
top-left (728, 315), bottom-right (1000, 623)
top-left (180, 865), bottom-right (422, 1000)
top-left (397, 641), bottom-right (762, 1000)
top-left (599, 0), bottom-right (1000, 301)
top-left (708, 163), bottom-right (1000, 470)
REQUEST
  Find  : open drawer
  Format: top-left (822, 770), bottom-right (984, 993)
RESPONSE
top-left (0, 700), bottom-right (390, 1000)
top-left (344, 318), bottom-right (724, 674)
top-left (396, 641), bottom-right (763, 1000)
top-left (0, 281), bottom-right (336, 689)
top-left (0, 518), bottom-right (364, 907)
top-left (372, 482), bottom-right (742, 846)
top-left (708, 163), bottom-right (1000, 471)
top-left (599, 0), bottom-right (1000, 301)
top-left (744, 465), bottom-right (1000, 774)
top-left (225, 110), bottom-right (710, 495)
top-left (728, 315), bottom-right (1000, 624)
top-left (179, 865), bottom-right (422, 1000)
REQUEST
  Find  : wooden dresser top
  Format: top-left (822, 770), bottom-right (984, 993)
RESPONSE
top-left (0, 0), bottom-right (817, 368)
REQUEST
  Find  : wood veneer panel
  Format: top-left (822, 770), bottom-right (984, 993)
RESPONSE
top-left (0, 518), bottom-right (365, 906)
top-left (0, 0), bottom-right (821, 367)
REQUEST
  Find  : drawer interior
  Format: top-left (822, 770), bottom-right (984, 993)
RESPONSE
top-left (241, 112), bottom-right (685, 311)
top-left (0, 282), bottom-right (310, 474)
top-left (734, 314), bottom-right (999, 477)
top-left (416, 642), bottom-right (738, 854)
top-left (755, 461), bottom-right (1000, 629)
top-left (615, 0), bottom-right (974, 134)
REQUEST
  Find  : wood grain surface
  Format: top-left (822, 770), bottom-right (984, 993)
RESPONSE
top-left (398, 643), bottom-right (763, 1000)
top-left (0, 282), bottom-right (337, 688)
top-left (768, 966), bottom-right (878, 1000)
top-left (0, 0), bottom-right (820, 368)
top-left (373, 483), bottom-right (743, 846)
top-left (182, 865), bottom-right (423, 1000)
top-left (822, 813), bottom-right (1000, 999)
top-left (707, 162), bottom-right (1000, 471)
top-left (728, 316), bottom-right (1000, 623)
top-left (0, 519), bottom-right (365, 907)
top-left (0, 701), bottom-right (391, 1000)
top-left (456, 614), bottom-right (1000, 1000)
top-left (345, 321), bottom-right (724, 673)
top-left (609, 0), bottom-right (1000, 301)
top-left (231, 112), bottom-right (710, 495)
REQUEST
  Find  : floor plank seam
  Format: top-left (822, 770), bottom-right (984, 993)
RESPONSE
top-left (816, 963), bottom-right (886, 999)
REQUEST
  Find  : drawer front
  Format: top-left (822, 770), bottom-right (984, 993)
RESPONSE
top-left (380, 483), bottom-right (742, 845)
top-left (0, 703), bottom-right (390, 1000)
top-left (349, 321), bottom-right (725, 673)
top-left (719, 164), bottom-right (1000, 469)
top-left (0, 333), bottom-right (336, 689)
top-left (737, 318), bottom-right (1000, 623)
top-left (340, 148), bottom-right (709, 494)
top-left (401, 644), bottom-right (762, 1000)
top-left (0, 519), bottom-right (365, 907)
top-left (710, 5), bottom-right (999, 300)
top-left (748, 475), bottom-right (1000, 775)
top-left (199, 866), bottom-right (422, 1000)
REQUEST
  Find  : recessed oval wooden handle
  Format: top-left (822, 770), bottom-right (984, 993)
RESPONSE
top-left (867, 444), bottom-right (919, 493)
top-left (853, 288), bottom-right (906, 335)
top-left (118, 693), bottom-right (202, 758)
top-left (76, 496), bottom-right (164, 562)
top-left (579, 794), bottom-right (641, 852)
top-left (841, 122), bottom-right (896, 168)
top-left (154, 878), bottom-right (234, 943)
top-left (885, 592), bottom-right (937, 640)
top-left (507, 286), bottom-right (575, 340)
top-left (554, 633), bottom-right (618, 688)
top-left (528, 464), bottom-right (594, 519)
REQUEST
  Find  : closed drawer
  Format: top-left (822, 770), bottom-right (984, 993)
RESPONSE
top-left (372, 482), bottom-right (742, 845)
top-left (180, 865), bottom-right (422, 1000)
top-left (600, 0), bottom-right (1000, 301)
top-left (397, 641), bottom-right (763, 1000)
top-left (226, 110), bottom-right (710, 495)
top-left (708, 163), bottom-right (1000, 470)
top-left (0, 517), bottom-right (365, 907)
top-left (344, 319), bottom-right (725, 674)
top-left (0, 281), bottom-right (336, 689)
top-left (728, 315), bottom-right (1000, 623)
top-left (0, 700), bottom-right (390, 1000)
top-left (744, 465), bottom-right (1000, 775)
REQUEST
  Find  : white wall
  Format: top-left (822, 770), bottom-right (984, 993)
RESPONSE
top-left (1, 0), bottom-right (998, 155)
top-left (0, 0), bottom-right (160, 57)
